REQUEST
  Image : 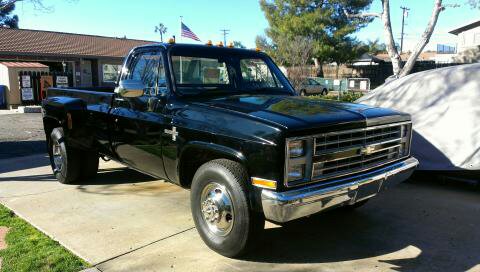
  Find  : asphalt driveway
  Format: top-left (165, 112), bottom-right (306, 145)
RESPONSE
top-left (0, 154), bottom-right (479, 271)
top-left (0, 112), bottom-right (46, 159)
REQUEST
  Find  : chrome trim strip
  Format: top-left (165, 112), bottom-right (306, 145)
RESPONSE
top-left (284, 121), bottom-right (412, 188)
top-left (317, 151), bottom-right (399, 172)
top-left (314, 130), bottom-right (401, 147)
top-left (315, 137), bottom-right (402, 156)
top-left (263, 157), bottom-right (419, 223)
top-left (312, 121), bottom-right (411, 138)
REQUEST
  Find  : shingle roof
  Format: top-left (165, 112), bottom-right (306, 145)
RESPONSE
top-left (0, 28), bottom-right (156, 58)
top-left (0, 62), bottom-right (48, 68)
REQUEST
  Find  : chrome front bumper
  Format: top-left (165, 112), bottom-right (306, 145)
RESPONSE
top-left (261, 157), bottom-right (419, 223)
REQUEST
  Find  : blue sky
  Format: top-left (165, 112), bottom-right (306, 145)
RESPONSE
top-left (14, 0), bottom-right (480, 51)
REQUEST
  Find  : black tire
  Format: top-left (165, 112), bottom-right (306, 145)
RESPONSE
top-left (344, 199), bottom-right (369, 210)
top-left (190, 159), bottom-right (265, 257)
top-left (300, 90), bottom-right (306, 96)
top-left (48, 128), bottom-right (82, 184)
top-left (322, 88), bottom-right (328, 95)
top-left (81, 151), bottom-right (99, 179)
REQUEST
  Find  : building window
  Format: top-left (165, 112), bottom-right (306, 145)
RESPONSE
top-left (102, 64), bottom-right (121, 82)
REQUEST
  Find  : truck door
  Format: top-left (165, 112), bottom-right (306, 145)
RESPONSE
top-left (110, 49), bottom-right (168, 179)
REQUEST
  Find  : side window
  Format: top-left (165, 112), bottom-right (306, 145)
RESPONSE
top-left (240, 58), bottom-right (283, 89)
top-left (125, 51), bottom-right (161, 95)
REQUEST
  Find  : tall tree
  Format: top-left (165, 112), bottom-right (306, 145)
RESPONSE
top-left (0, 1), bottom-right (18, 28)
top-left (258, 0), bottom-right (373, 70)
top-left (232, 41), bottom-right (246, 49)
top-left (0, 0), bottom-right (51, 12)
top-left (467, 0), bottom-right (480, 9)
top-left (344, 0), bottom-right (444, 78)
top-left (155, 23), bottom-right (167, 42)
top-left (362, 39), bottom-right (387, 54)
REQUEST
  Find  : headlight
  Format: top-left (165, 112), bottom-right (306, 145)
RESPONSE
top-left (288, 164), bottom-right (305, 182)
top-left (288, 140), bottom-right (305, 158)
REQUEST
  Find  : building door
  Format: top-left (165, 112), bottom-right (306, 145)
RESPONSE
top-left (80, 60), bottom-right (92, 86)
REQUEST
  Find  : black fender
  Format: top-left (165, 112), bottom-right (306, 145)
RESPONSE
top-left (177, 141), bottom-right (247, 186)
top-left (42, 96), bottom-right (90, 149)
top-left (181, 141), bottom-right (247, 164)
top-left (178, 141), bottom-right (268, 212)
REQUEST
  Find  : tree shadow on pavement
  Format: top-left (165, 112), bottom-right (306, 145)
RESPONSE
top-left (71, 167), bottom-right (156, 186)
top-left (0, 173), bottom-right (56, 182)
top-left (243, 178), bottom-right (480, 272)
top-left (0, 153), bottom-right (50, 174)
top-left (0, 141), bottom-right (47, 160)
top-left (72, 167), bottom-right (181, 197)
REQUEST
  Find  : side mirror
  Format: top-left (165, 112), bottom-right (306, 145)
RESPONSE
top-left (114, 80), bottom-right (145, 98)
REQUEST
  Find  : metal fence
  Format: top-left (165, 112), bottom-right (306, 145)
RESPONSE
top-left (313, 77), bottom-right (370, 93)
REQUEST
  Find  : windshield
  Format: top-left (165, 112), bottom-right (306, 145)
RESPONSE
top-left (171, 52), bottom-right (293, 95)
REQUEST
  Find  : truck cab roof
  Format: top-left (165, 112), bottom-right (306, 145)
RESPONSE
top-left (133, 42), bottom-right (267, 57)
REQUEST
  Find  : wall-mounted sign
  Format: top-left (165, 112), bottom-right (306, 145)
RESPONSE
top-left (21, 88), bottom-right (34, 101)
top-left (21, 75), bottom-right (31, 88)
top-left (334, 79), bottom-right (340, 86)
top-left (40, 76), bottom-right (53, 100)
top-left (360, 81), bottom-right (368, 90)
top-left (56, 76), bottom-right (69, 87)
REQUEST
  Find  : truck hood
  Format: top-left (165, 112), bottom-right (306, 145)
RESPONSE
top-left (194, 95), bottom-right (410, 134)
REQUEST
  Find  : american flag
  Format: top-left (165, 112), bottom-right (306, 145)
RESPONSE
top-left (181, 22), bottom-right (201, 42)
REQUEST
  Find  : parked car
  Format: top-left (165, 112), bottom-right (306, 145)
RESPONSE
top-left (42, 43), bottom-right (418, 258)
top-left (357, 63), bottom-right (480, 177)
top-left (298, 78), bottom-right (328, 96)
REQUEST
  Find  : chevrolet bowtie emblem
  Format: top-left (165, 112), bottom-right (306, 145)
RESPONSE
top-left (361, 145), bottom-right (375, 155)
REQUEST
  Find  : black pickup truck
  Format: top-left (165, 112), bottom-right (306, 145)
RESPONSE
top-left (42, 42), bottom-right (418, 257)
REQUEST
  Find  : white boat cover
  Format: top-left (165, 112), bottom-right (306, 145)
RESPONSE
top-left (357, 63), bottom-right (480, 171)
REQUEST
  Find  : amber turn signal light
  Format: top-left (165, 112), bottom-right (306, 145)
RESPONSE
top-left (251, 177), bottom-right (277, 189)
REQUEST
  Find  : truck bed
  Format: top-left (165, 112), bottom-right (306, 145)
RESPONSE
top-left (46, 87), bottom-right (114, 107)
top-left (44, 87), bottom-right (116, 157)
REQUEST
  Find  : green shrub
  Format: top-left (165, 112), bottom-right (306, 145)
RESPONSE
top-left (305, 91), bottom-right (364, 103)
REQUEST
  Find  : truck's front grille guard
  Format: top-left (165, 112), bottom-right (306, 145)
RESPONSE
top-left (285, 122), bottom-right (412, 187)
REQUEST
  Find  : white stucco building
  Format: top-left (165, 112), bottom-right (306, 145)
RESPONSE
top-left (448, 20), bottom-right (480, 63)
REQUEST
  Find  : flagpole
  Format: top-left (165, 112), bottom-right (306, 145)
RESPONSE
top-left (179, 16), bottom-right (183, 84)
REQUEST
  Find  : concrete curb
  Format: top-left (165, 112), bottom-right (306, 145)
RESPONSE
top-left (17, 106), bottom-right (42, 113)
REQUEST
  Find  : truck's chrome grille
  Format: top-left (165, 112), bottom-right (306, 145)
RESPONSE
top-left (311, 123), bottom-right (411, 182)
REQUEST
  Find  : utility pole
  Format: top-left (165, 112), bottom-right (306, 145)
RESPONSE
top-left (400, 6), bottom-right (410, 53)
top-left (220, 29), bottom-right (230, 45)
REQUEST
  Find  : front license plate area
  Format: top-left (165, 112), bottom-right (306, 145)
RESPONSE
top-left (356, 179), bottom-right (383, 201)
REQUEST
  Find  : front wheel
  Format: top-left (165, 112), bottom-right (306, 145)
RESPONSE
top-left (300, 90), bottom-right (306, 96)
top-left (190, 159), bottom-right (265, 257)
top-left (322, 88), bottom-right (328, 95)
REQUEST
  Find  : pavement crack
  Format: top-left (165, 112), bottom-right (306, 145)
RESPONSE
top-left (93, 227), bottom-right (196, 266)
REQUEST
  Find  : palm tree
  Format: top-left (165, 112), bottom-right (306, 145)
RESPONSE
top-left (154, 23), bottom-right (167, 43)
top-left (365, 39), bottom-right (387, 55)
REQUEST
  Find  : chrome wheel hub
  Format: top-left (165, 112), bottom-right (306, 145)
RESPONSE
top-left (52, 141), bottom-right (63, 172)
top-left (200, 183), bottom-right (234, 236)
